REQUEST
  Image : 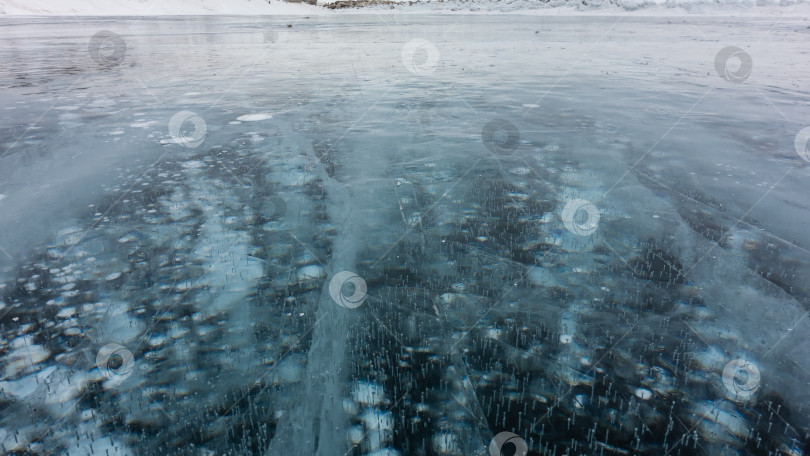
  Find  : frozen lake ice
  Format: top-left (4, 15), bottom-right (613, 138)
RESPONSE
top-left (1, 14), bottom-right (810, 456)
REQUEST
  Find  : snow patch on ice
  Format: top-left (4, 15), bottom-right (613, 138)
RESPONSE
top-left (181, 160), bottom-right (204, 169)
top-left (105, 272), bottom-right (122, 281)
top-left (236, 113), bottom-right (273, 122)
top-left (130, 121), bottom-right (158, 128)
top-left (353, 381), bottom-right (386, 405)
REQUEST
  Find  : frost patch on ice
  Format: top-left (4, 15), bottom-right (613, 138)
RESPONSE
top-left (105, 272), bottom-right (122, 281)
top-left (296, 264), bottom-right (325, 281)
top-left (634, 388), bottom-right (653, 400)
top-left (431, 433), bottom-right (459, 454)
top-left (0, 365), bottom-right (56, 398)
top-left (353, 381), bottom-right (385, 405)
top-left (181, 160), bottom-right (204, 169)
top-left (0, 194), bottom-right (6, 201)
top-left (4, 343), bottom-right (51, 376)
top-left (360, 409), bottom-right (395, 430)
top-left (348, 426), bottom-right (364, 444)
top-left (57, 307), bottom-right (76, 318)
top-left (130, 121), bottom-right (158, 128)
top-left (44, 368), bottom-right (88, 404)
top-left (366, 450), bottom-right (402, 456)
top-left (236, 113), bottom-right (273, 122)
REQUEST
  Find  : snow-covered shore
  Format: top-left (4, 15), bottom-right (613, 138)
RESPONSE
top-left (1, 0), bottom-right (809, 16)
top-left (0, 0), bottom-right (322, 16)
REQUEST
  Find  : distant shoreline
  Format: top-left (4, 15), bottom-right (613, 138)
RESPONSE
top-left (1, 0), bottom-right (809, 17)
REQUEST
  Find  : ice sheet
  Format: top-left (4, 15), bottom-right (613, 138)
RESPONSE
top-left (1, 13), bottom-right (809, 456)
